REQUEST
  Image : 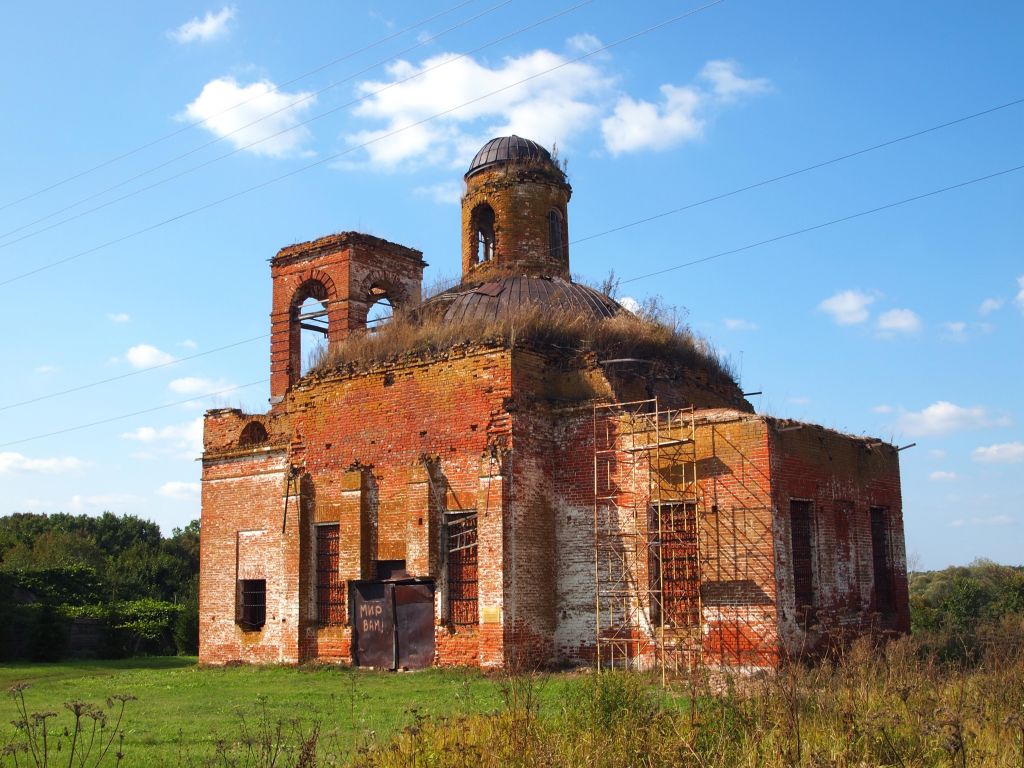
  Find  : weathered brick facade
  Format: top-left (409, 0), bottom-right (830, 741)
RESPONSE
top-left (199, 136), bottom-right (909, 670)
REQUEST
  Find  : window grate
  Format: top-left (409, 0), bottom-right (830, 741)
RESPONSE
top-left (870, 507), bottom-right (895, 616)
top-left (316, 524), bottom-right (345, 625)
top-left (239, 579), bottom-right (266, 631)
top-left (790, 500), bottom-right (815, 621)
top-left (650, 503), bottom-right (700, 628)
top-left (447, 513), bottom-right (478, 626)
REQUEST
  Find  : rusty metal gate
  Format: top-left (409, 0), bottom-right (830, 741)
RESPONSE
top-left (350, 579), bottom-right (435, 670)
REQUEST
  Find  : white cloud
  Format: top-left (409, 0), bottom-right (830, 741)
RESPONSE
top-left (107, 312), bottom-right (130, 323)
top-left (178, 339), bottom-right (198, 349)
top-left (34, 364), bottom-right (59, 375)
top-left (949, 515), bottom-right (1014, 528)
top-left (896, 401), bottom-right (1009, 436)
top-left (699, 59), bottom-right (771, 102)
top-left (788, 396), bottom-right (810, 405)
top-left (602, 84), bottom-right (704, 155)
top-left (972, 442), bottom-right (1024, 464)
top-left (347, 49), bottom-right (609, 170)
top-left (413, 181), bottom-right (464, 205)
top-left (876, 308), bottom-right (921, 336)
top-left (978, 297), bottom-right (1003, 315)
top-left (941, 321), bottom-right (967, 342)
top-left (723, 317), bottom-right (758, 331)
top-left (929, 470), bottom-right (957, 482)
top-left (157, 481), bottom-right (201, 501)
top-left (168, 376), bottom-right (233, 395)
top-left (0, 452), bottom-right (84, 474)
top-left (125, 344), bottom-right (176, 368)
top-left (122, 417), bottom-right (203, 459)
top-left (818, 290), bottom-right (875, 325)
top-left (566, 33), bottom-right (608, 59)
top-left (871, 404), bottom-right (894, 414)
top-left (929, 448), bottom-right (947, 459)
top-left (169, 6), bottom-right (235, 44)
top-left (619, 296), bottom-right (640, 313)
top-left (182, 77), bottom-right (317, 158)
top-left (1016, 275), bottom-right (1024, 312)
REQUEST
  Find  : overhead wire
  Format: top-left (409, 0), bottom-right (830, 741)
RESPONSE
top-left (0, 0), bottom-right (725, 288)
top-left (0, 0), bottom-right (482, 214)
top-left (0, 0), bottom-right (522, 245)
top-left (1, 95), bottom-right (1019, 412)
top-left (3, 160), bottom-right (1021, 448)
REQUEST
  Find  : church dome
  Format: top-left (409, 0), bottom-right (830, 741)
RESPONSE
top-left (465, 136), bottom-right (555, 179)
top-left (417, 275), bottom-right (622, 324)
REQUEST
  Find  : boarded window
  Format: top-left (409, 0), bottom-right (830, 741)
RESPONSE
top-left (237, 579), bottom-right (266, 631)
top-left (790, 500), bottom-right (815, 620)
top-left (650, 502), bottom-right (700, 628)
top-left (446, 512), bottom-right (478, 626)
top-left (316, 524), bottom-right (345, 625)
top-left (870, 507), bottom-right (895, 616)
top-left (548, 209), bottom-right (564, 261)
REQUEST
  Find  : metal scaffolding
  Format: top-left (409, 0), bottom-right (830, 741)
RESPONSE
top-left (592, 398), bottom-right (701, 678)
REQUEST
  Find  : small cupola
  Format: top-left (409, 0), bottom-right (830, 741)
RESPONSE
top-left (461, 136), bottom-right (572, 282)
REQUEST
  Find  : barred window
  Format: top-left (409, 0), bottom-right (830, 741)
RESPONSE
top-left (548, 209), bottom-right (564, 261)
top-left (870, 507), bottom-right (895, 616)
top-left (237, 579), bottom-right (266, 631)
top-left (446, 512), bottom-right (478, 626)
top-left (790, 500), bottom-right (815, 621)
top-left (650, 502), bottom-right (700, 628)
top-left (316, 524), bottom-right (345, 625)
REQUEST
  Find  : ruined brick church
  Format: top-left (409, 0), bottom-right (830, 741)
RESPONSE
top-left (199, 136), bottom-right (910, 671)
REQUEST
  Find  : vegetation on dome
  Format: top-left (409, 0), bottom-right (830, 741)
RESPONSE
top-left (310, 296), bottom-right (735, 383)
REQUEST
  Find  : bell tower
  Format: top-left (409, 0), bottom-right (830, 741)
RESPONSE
top-left (461, 136), bottom-right (572, 282)
top-left (268, 232), bottom-right (425, 403)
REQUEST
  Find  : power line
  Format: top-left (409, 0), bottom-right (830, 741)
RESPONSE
top-left (3, 161), bottom-right (1020, 448)
top-left (0, 335), bottom-right (269, 413)
top-left (3, 95), bottom-right (1019, 411)
top-left (619, 162), bottom-right (1024, 284)
top-left (0, 381), bottom-right (270, 449)
top-left (0, 0), bottom-right (724, 287)
top-left (0, 0), bottom-right (520, 246)
top-left (571, 96), bottom-right (1024, 249)
top-left (0, 0), bottom-right (481, 214)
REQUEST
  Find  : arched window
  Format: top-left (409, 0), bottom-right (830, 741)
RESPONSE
top-left (291, 279), bottom-right (329, 376)
top-left (366, 285), bottom-right (395, 333)
top-left (239, 421), bottom-right (268, 447)
top-left (548, 209), bottom-right (565, 262)
top-left (471, 203), bottom-right (496, 264)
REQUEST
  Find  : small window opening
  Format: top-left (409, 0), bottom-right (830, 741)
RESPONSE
top-left (366, 286), bottom-right (394, 332)
top-left (446, 511), bottom-right (478, 626)
top-left (870, 507), bottom-right (895, 616)
top-left (297, 295), bottom-right (328, 374)
top-left (790, 500), bottom-right (815, 623)
top-left (239, 421), bottom-right (268, 447)
top-left (649, 503), bottom-right (700, 628)
top-left (316, 524), bottom-right (345, 625)
top-left (237, 579), bottom-right (266, 631)
top-left (471, 204), bottom-right (495, 264)
top-left (548, 209), bottom-right (565, 261)
top-left (375, 560), bottom-right (407, 580)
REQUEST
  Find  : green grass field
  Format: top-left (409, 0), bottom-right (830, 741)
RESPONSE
top-left (0, 658), bottom-right (539, 765)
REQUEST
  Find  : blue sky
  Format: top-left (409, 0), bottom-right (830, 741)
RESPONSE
top-left (0, 1), bottom-right (1020, 569)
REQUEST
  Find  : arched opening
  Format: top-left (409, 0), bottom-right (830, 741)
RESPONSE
top-left (471, 203), bottom-right (496, 264)
top-left (239, 421), bottom-right (268, 447)
top-left (548, 208), bottom-right (565, 262)
top-left (291, 279), bottom-right (330, 378)
top-left (366, 286), bottom-right (394, 333)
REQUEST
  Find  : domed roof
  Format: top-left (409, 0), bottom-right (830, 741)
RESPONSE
top-left (417, 276), bottom-right (622, 324)
top-left (465, 136), bottom-right (554, 178)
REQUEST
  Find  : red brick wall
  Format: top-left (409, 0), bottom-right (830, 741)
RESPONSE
top-left (769, 422), bottom-right (910, 656)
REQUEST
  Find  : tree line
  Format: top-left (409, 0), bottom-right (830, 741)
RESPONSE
top-left (0, 511), bottom-right (199, 660)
